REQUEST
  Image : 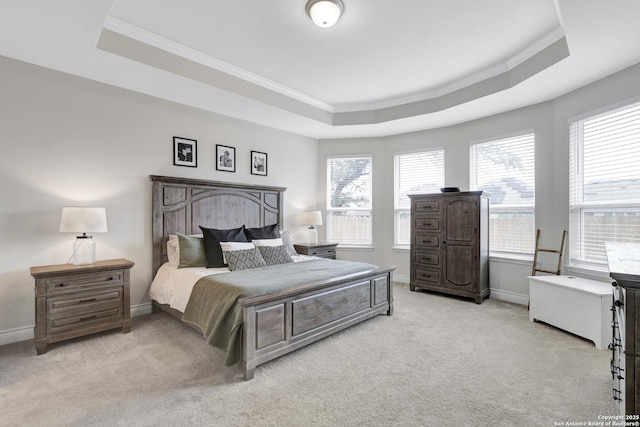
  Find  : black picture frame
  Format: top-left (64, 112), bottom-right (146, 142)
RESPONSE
top-left (173, 137), bottom-right (197, 168)
top-left (216, 144), bottom-right (236, 172)
top-left (251, 151), bottom-right (268, 176)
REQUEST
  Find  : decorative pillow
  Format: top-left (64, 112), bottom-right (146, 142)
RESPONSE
top-left (245, 223), bottom-right (280, 240)
top-left (199, 225), bottom-right (248, 268)
top-left (224, 247), bottom-right (267, 271)
top-left (167, 239), bottom-right (180, 267)
top-left (252, 238), bottom-right (284, 247)
top-left (258, 245), bottom-right (294, 266)
top-left (177, 233), bottom-right (207, 268)
top-left (280, 231), bottom-right (298, 257)
top-left (167, 234), bottom-right (204, 267)
top-left (219, 241), bottom-right (255, 264)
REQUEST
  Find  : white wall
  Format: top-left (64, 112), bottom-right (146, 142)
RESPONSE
top-left (318, 63), bottom-right (640, 304)
top-left (0, 57), bottom-right (318, 343)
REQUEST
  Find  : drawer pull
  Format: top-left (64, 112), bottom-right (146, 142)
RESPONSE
top-left (612, 388), bottom-right (622, 401)
top-left (421, 240), bottom-right (432, 244)
top-left (79, 315), bottom-right (97, 322)
top-left (79, 298), bottom-right (97, 304)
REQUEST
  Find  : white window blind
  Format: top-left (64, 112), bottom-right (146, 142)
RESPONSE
top-left (569, 101), bottom-right (640, 267)
top-left (470, 133), bottom-right (535, 254)
top-left (394, 149), bottom-right (445, 247)
top-left (326, 156), bottom-right (373, 246)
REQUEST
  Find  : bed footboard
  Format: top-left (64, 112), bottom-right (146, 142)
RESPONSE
top-left (239, 267), bottom-right (394, 380)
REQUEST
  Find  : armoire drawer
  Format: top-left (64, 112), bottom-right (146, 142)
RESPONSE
top-left (414, 267), bottom-right (440, 284)
top-left (413, 233), bottom-right (440, 248)
top-left (414, 217), bottom-right (440, 231)
top-left (414, 251), bottom-right (440, 267)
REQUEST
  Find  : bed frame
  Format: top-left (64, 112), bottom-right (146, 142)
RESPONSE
top-left (149, 175), bottom-right (394, 380)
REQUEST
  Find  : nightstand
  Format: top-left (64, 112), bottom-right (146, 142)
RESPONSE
top-left (30, 258), bottom-right (134, 355)
top-left (293, 242), bottom-right (338, 259)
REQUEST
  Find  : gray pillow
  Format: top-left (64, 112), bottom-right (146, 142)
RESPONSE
top-left (177, 233), bottom-right (206, 268)
top-left (224, 248), bottom-right (267, 271)
top-left (258, 245), bottom-right (294, 266)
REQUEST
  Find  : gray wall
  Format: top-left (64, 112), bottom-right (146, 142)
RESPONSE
top-left (2, 53), bottom-right (639, 345)
top-left (0, 57), bottom-right (318, 344)
top-left (318, 63), bottom-right (640, 304)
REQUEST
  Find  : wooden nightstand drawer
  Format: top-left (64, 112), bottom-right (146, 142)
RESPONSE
top-left (47, 289), bottom-right (122, 316)
top-left (48, 306), bottom-right (123, 336)
top-left (309, 247), bottom-right (336, 257)
top-left (294, 242), bottom-right (338, 260)
top-left (46, 270), bottom-right (124, 293)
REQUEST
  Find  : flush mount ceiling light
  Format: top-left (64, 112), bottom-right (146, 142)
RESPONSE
top-left (306, 0), bottom-right (344, 28)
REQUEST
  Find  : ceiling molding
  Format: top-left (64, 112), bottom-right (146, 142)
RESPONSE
top-left (100, 15), bottom-right (570, 129)
top-left (102, 16), bottom-right (335, 112)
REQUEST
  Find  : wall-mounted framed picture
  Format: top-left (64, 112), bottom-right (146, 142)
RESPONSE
top-left (173, 136), bottom-right (197, 168)
top-left (216, 144), bottom-right (236, 172)
top-left (251, 150), bottom-right (268, 176)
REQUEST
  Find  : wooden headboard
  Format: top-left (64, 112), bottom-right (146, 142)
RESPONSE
top-left (149, 175), bottom-right (286, 277)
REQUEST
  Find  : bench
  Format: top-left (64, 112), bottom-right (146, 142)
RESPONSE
top-left (528, 275), bottom-right (612, 350)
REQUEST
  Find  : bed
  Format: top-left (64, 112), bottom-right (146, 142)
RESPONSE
top-left (148, 175), bottom-right (395, 380)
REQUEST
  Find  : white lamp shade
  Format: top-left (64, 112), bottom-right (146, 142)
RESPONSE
top-left (299, 210), bottom-right (323, 226)
top-left (59, 207), bottom-right (108, 234)
top-left (307, 0), bottom-right (344, 28)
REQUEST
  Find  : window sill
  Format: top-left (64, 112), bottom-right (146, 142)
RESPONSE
top-left (489, 253), bottom-right (533, 265)
top-left (393, 246), bottom-right (410, 252)
top-left (336, 245), bottom-right (375, 252)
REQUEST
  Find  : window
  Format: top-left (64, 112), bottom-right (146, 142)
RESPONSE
top-left (326, 156), bottom-right (373, 246)
top-left (569, 101), bottom-right (640, 267)
top-left (394, 149), bottom-right (445, 247)
top-left (470, 133), bottom-right (535, 254)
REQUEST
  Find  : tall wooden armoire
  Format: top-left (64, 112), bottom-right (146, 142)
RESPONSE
top-left (409, 191), bottom-right (490, 304)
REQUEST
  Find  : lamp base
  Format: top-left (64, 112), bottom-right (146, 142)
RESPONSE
top-left (72, 237), bottom-right (95, 265)
top-left (307, 226), bottom-right (318, 244)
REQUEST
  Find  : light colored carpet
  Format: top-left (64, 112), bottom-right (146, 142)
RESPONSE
top-left (0, 283), bottom-right (615, 426)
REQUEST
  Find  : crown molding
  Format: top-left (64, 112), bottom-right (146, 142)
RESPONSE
top-left (102, 16), bottom-right (334, 112)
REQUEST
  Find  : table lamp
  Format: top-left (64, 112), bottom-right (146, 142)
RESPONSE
top-left (59, 207), bottom-right (108, 265)
top-left (299, 210), bottom-right (322, 244)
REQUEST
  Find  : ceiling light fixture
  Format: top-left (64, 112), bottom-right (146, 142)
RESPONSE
top-left (306, 0), bottom-right (344, 28)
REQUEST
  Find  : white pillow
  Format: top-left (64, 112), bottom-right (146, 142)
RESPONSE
top-left (280, 231), bottom-right (298, 256)
top-left (167, 239), bottom-right (179, 267)
top-left (219, 241), bottom-right (255, 264)
top-left (166, 234), bottom-right (203, 267)
top-left (252, 238), bottom-right (284, 247)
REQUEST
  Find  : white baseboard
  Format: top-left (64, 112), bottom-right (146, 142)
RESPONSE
top-left (490, 289), bottom-right (529, 306)
top-left (0, 325), bottom-right (33, 346)
top-left (0, 302), bottom-right (154, 347)
top-left (132, 302), bottom-right (153, 317)
top-left (393, 273), bottom-right (409, 284)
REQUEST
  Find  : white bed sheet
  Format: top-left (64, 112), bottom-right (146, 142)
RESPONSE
top-left (149, 254), bottom-right (318, 313)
